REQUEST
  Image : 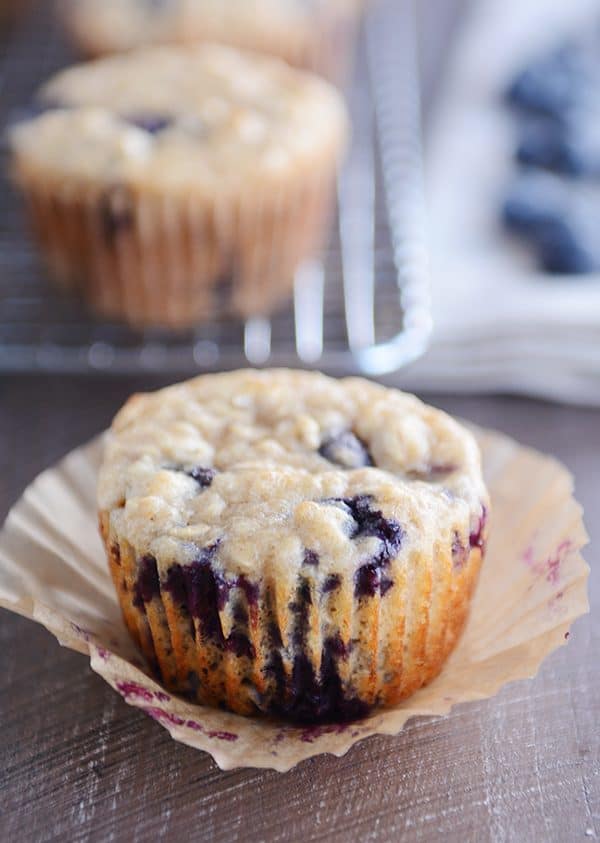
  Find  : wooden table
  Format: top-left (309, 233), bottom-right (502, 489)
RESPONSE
top-left (1, 4), bottom-right (599, 841)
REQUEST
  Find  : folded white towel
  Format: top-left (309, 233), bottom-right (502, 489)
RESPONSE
top-left (403, 0), bottom-right (600, 406)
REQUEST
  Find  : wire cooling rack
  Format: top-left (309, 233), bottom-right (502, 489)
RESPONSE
top-left (0, 0), bottom-right (431, 376)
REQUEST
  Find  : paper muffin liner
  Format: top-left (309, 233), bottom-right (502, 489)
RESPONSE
top-left (14, 163), bottom-right (337, 330)
top-left (0, 425), bottom-right (589, 771)
top-left (99, 505), bottom-right (484, 722)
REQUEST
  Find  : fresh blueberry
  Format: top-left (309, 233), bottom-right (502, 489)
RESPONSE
top-left (502, 172), bottom-right (567, 236)
top-left (537, 216), bottom-right (600, 274)
top-left (507, 45), bottom-right (592, 119)
top-left (516, 117), bottom-right (600, 177)
top-left (319, 431), bottom-right (374, 469)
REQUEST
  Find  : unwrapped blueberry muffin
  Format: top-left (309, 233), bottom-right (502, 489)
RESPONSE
top-left (59, 0), bottom-right (363, 83)
top-left (8, 45), bottom-right (346, 328)
top-left (98, 370), bottom-right (490, 723)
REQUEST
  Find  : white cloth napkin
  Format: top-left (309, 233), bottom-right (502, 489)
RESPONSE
top-left (401, 0), bottom-right (600, 405)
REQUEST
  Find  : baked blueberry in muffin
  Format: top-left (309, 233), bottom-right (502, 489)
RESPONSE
top-left (98, 370), bottom-right (489, 723)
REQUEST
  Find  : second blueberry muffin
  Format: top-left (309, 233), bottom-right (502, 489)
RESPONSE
top-left (98, 370), bottom-right (489, 723)
top-left (8, 45), bottom-right (347, 328)
top-left (60, 0), bottom-right (364, 84)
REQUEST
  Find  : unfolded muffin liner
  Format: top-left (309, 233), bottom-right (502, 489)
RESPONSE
top-left (0, 425), bottom-right (589, 771)
top-left (14, 159), bottom-right (337, 330)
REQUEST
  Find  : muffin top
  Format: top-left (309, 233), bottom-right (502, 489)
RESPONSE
top-left (9, 45), bottom-right (347, 191)
top-left (64, 0), bottom-right (361, 54)
top-left (98, 370), bottom-right (489, 584)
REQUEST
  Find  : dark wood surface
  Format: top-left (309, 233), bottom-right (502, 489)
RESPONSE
top-left (1, 2), bottom-right (599, 841)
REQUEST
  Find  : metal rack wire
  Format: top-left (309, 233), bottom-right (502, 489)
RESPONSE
top-left (0, 0), bottom-right (431, 376)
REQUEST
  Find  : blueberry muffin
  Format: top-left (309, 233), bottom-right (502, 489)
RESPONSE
top-left (98, 370), bottom-right (490, 723)
top-left (8, 45), bottom-right (346, 328)
top-left (59, 0), bottom-right (363, 83)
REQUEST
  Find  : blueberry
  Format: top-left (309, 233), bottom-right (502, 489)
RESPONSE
top-left (133, 555), bottom-right (160, 608)
top-left (502, 172), bottom-right (567, 236)
top-left (290, 579), bottom-right (312, 649)
top-left (516, 117), bottom-right (600, 177)
top-left (322, 574), bottom-right (341, 594)
top-left (318, 431), bottom-right (374, 469)
top-left (163, 543), bottom-right (224, 643)
top-left (125, 113), bottom-right (173, 134)
top-left (268, 621), bottom-right (283, 648)
top-left (354, 562), bottom-right (382, 598)
top-left (324, 633), bottom-right (351, 660)
top-left (537, 216), bottom-right (600, 274)
top-left (325, 496), bottom-right (403, 599)
top-left (186, 467), bottom-right (216, 488)
top-left (507, 45), bottom-right (592, 119)
top-left (303, 549), bottom-right (320, 567)
top-left (516, 121), bottom-right (576, 174)
top-left (341, 495), bottom-right (404, 554)
top-left (226, 631), bottom-right (255, 660)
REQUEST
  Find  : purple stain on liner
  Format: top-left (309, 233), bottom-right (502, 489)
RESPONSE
top-left (206, 730), bottom-right (238, 742)
top-left (300, 722), bottom-right (351, 743)
top-left (117, 681), bottom-right (157, 702)
top-left (469, 505), bottom-right (488, 550)
top-left (144, 707), bottom-right (185, 727)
